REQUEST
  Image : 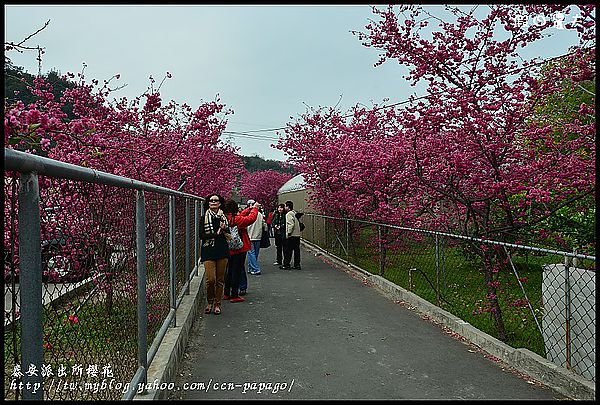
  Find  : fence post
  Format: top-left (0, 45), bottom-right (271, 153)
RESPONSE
top-left (564, 254), bottom-right (571, 370)
top-left (135, 190), bottom-right (148, 390)
top-left (324, 217), bottom-right (329, 252)
top-left (346, 218), bottom-right (350, 264)
top-left (195, 200), bottom-right (200, 276)
top-left (378, 225), bottom-right (384, 276)
top-left (18, 172), bottom-right (44, 400)
top-left (435, 234), bottom-right (440, 306)
top-left (185, 198), bottom-right (190, 294)
top-left (169, 196), bottom-right (176, 327)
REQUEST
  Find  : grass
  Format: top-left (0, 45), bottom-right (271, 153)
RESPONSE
top-left (4, 296), bottom-right (139, 400)
top-left (3, 274), bottom-right (172, 400)
top-left (4, 243), bottom-right (181, 400)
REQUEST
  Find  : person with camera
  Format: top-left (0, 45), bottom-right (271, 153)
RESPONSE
top-left (222, 199), bottom-right (260, 303)
top-left (200, 194), bottom-right (230, 315)
top-left (245, 199), bottom-right (267, 275)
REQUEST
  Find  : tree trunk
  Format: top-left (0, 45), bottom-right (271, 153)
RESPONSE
top-left (482, 250), bottom-right (507, 341)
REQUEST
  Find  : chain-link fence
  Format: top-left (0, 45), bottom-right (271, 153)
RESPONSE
top-left (4, 149), bottom-right (205, 400)
top-left (304, 213), bottom-right (596, 384)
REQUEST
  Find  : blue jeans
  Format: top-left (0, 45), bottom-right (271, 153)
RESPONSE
top-left (247, 240), bottom-right (262, 273)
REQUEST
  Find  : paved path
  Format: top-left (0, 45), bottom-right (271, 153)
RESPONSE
top-left (170, 242), bottom-right (562, 400)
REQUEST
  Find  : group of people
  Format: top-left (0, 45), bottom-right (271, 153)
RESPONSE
top-left (200, 194), bottom-right (302, 316)
top-left (268, 202), bottom-right (302, 271)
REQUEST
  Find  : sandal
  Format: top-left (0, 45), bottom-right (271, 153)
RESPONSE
top-left (213, 307), bottom-right (221, 315)
top-left (204, 305), bottom-right (213, 314)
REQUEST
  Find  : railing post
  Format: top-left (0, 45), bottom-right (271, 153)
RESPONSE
top-left (18, 172), bottom-right (44, 400)
top-left (169, 196), bottom-right (176, 327)
top-left (199, 200), bottom-right (205, 274)
top-left (378, 225), bottom-right (384, 276)
top-left (194, 200), bottom-right (200, 276)
top-left (324, 217), bottom-right (329, 252)
top-left (564, 254), bottom-right (571, 370)
top-left (345, 218), bottom-right (350, 264)
top-left (435, 234), bottom-right (440, 306)
top-left (311, 214), bottom-right (315, 244)
top-left (135, 190), bottom-right (148, 390)
top-left (185, 198), bottom-right (191, 294)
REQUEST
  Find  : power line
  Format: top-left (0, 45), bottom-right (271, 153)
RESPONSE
top-left (222, 131), bottom-right (280, 141)
top-left (227, 127), bottom-right (287, 133)
top-left (222, 48), bottom-right (592, 139)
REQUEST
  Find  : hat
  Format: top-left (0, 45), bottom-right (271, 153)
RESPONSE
top-left (247, 199), bottom-right (256, 206)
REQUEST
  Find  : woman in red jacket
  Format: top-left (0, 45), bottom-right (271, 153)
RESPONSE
top-left (266, 210), bottom-right (274, 237)
top-left (222, 199), bottom-right (259, 303)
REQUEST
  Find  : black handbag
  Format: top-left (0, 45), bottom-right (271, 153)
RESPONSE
top-left (260, 229), bottom-right (271, 248)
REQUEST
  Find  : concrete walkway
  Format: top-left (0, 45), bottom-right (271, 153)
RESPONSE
top-left (169, 243), bottom-right (563, 400)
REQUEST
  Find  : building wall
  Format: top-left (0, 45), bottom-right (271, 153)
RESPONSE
top-left (278, 188), bottom-right (328, 243)
top-left (277, 189), bottom-right (311, 213)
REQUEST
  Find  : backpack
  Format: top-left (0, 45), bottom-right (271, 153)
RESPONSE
top-left (228, 224), bottom-right (244, 250)
top-left (295, 211), bottom-right (305, 232)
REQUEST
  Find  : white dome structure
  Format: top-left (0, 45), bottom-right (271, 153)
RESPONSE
top-left (277, 173), bottom-right (312, 213)
top-left (277, 173), bottom-right (307, 194)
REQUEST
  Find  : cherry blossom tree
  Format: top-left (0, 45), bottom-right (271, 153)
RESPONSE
top-left (4, 67), bottom-right (245, 287)
top-left (240, 170), bottom-right (293, 213)
top-left (277, 4), bottom-right (595, 340)
top-left (277, 104), bottom-right (418, 224)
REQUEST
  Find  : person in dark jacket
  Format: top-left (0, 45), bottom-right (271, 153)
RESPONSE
top-left (280, 200), bottom-right (301, 270)
top-left (222, 199), bottom-right (259, 302)
top-left (271, 204), bottom-right (286, 266)
top-left (200, 194), bottom-right (230, 315)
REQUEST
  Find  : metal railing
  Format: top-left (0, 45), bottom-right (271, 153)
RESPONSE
top-left (4, 148), bottom-right (205, 400)
top-left (303, 213), bottom-right (596, 384)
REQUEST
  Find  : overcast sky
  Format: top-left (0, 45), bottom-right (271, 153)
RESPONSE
top-left (4, 4), bottom-right (583, 161)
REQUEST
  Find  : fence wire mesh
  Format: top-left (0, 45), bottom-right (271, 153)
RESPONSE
top-left (145, 193), bottom-right (171, 349)
top-left (4, 169), bottom-right (202, 400)
top-left (303, 214), bottom-right (595, 383)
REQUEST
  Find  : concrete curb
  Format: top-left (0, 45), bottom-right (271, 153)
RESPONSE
top-left (301, 240), bottom-right (595, 401)
top-left (133, 263), bottom-right (206, 400)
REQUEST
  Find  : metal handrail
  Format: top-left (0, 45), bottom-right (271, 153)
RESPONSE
top-left (304, 212), bottom-right (596, 262)
top-left (4, 148), bottom-right (204, 201)
top-left (4, 148), bottom-right (205, 400)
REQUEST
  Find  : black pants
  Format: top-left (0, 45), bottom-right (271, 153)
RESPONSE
top-left (283, 236), bottom-right (300, 268)
top-left (224, 252), bottom-right (246, 298)
top-left (274, 234), bottom-right (284, 264)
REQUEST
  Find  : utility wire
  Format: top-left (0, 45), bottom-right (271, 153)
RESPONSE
top-left (222, 131), bottom-right (279, 141)
top-left (221, 47), bottom-right (592, 141)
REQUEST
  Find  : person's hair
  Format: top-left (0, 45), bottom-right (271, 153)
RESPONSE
top-left (285, 200), bottom-right (294, 210)
top-left (222, 199), bottom-right (239, 214)
top-left (204, 194), bottom-right (225, 211)
top-left (277, 203), bottom-right (285, 210)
